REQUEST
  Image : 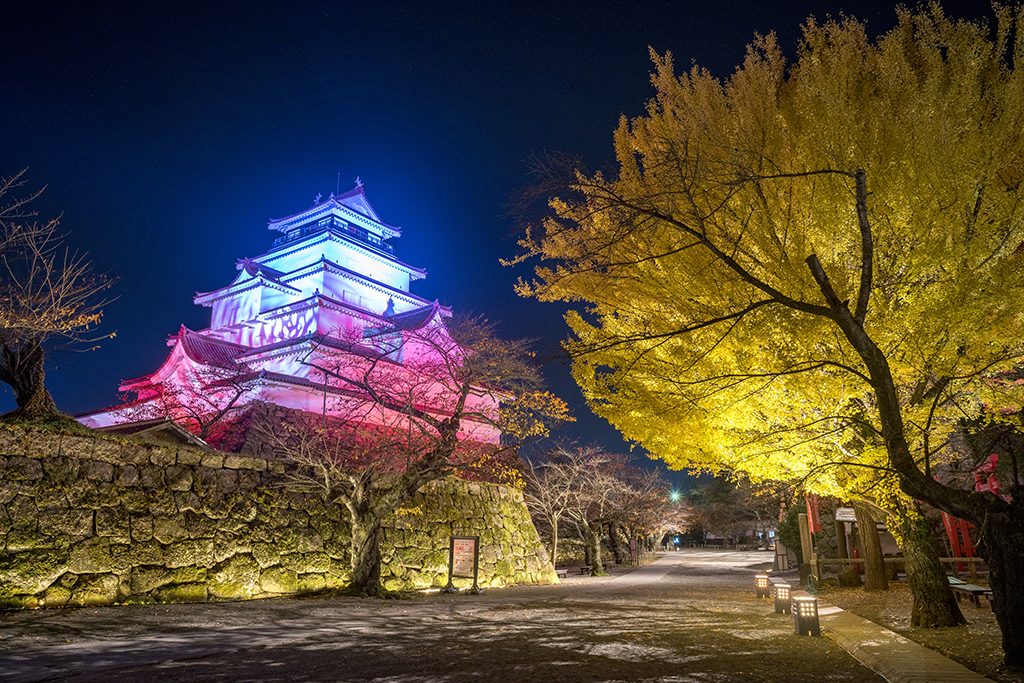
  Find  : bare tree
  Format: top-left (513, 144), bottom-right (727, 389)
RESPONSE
top-left (114, 362), bottom-right (258, 444)
top-left (260, 315), bottom-right (568, 596)
top-left (0, 170), bottom-right (113, 421)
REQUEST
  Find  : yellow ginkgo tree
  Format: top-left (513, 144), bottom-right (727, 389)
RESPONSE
top-left (513, 7), bottom-right (1024, 665)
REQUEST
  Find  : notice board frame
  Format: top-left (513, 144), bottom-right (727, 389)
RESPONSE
top-left (443, 535), bottom-right (481, 594)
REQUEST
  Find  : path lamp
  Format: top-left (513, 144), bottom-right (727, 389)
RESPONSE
top-left (773, 582), bottom-right (792, 614)
top-left (754, 573), bottom-right (770, 598)
top-left (792, 595), bottom-right (821, 636)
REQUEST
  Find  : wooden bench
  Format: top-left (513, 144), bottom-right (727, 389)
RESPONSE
top-left (579, 565), bottom-right (592, 576)
top-left (948, 575), bottom-right (993, 609)
top-left (554, 568), bottom-right (568, 580)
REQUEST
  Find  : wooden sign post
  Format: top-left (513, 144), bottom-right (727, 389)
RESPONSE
top-left (443, 535), bottom-right (481, 594)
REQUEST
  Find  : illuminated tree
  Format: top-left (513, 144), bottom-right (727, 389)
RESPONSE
top-left (113, 362), bottom-right (258, 444)
top-left (0, 170), bottom-right (113, 421)
top-left (261, 315), bottom-right (569, 596)
top-left (515, 7), bottom-right (1024, 661)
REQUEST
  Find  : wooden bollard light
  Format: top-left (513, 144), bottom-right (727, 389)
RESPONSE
top-left (754, 573), bottom-right (770, 598)
top-left (792, 595), bottom-right (821, 636)
top-left (773, 582), bottom-right (791, 614)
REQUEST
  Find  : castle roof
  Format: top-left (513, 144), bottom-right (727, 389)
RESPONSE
top-left (267, 182), bottom-right (401, 238)
top-left (176, 325), bottom-right (249, 369)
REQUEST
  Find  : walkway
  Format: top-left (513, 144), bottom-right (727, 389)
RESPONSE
top-left (819, 602), bottom-right (990, 682)
top-left (0, 550), bottom-right (988, 682)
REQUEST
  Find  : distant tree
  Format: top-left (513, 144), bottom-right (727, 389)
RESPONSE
top-left (521, 444), bottom-right (588, 567)
top-left (514, 8), bottom-right (1024, 657)
top-left (0, 170), bottom-right (113, 421)
top-left (260, 315), bottom-right (569, 596)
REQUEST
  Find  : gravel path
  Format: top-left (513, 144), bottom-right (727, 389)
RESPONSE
top-left (0, 550), bottom-right (884, 682)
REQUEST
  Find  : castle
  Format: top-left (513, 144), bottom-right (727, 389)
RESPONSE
top-left (78, 182), bottom-right (500, 449)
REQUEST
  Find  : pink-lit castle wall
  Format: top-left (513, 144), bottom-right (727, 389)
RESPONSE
top-left (78, 182), bottom-right (500, 448)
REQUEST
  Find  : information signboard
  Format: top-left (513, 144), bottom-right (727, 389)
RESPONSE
top-left (834, 507), bottom-right (857, 523)
top-left (443, 535), bottom-right (481, 594)
top-left (451, 537), bottom-right (477, 578)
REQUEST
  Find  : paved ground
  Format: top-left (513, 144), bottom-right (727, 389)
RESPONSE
top-left (0, 550), bottom-right (978, 682)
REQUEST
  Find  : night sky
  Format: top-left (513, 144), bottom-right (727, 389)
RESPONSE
top-left (1, 1), bottom-right (994, 488)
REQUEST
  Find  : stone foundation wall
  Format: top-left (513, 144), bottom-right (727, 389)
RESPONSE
top-left (0, 426), bottom-right (555, 609)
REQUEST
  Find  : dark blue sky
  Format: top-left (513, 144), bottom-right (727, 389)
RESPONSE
top-left (1, 1), bottom-right (993, 488)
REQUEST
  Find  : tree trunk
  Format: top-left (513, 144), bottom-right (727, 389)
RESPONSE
top-left (977, 506), bottom-right (1024, 666)
top-left (608, 522), bottom-right (625, 564)
top-left (349, 506), bottom-right (386, 596)
top-left (897, 510), bottom-right (965, 627)
top-left (586, 527), bottom-right (606, 576)
top-left (549, 517), bottom-right (559, 567)
top-left (853, 503), bottom-right (888, 591)
top-left (0, 342), bottom-right (59, 421)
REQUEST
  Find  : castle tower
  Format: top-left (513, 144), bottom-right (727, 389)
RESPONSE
top-left (78, 183), bottom-right (497, 448)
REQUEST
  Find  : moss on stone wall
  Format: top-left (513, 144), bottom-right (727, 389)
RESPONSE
top-left (0, 425), bottom-right (555, 609)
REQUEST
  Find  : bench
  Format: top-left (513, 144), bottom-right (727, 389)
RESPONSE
top-left (579, 565), bottom-right (592, 576)
top-left (948, 575), bottom-right (993, 609)
top-left (554, 568), bottom-right (568, 580)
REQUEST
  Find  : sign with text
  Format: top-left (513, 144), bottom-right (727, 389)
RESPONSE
top-left (451, 537), bottom-right (478, 578)
top-left (834, 507), bottom-right (857, 523)
top-left (443, 535), bottom-right (481, 594)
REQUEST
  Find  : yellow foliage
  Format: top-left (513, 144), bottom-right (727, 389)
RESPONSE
top-left (516, 7), bottom-right (1024, 499)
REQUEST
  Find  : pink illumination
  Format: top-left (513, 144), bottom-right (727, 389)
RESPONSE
top-left (78, 184), bottom-right (502, 458)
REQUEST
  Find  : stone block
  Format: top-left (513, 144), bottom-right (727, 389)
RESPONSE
top-left (152, 516), bottom-right (190, 544)
top-left (0, 480), bottom-right (17, 505)
top-left (251, 543), bottom-right (283, 569)
top-left (37, 507), bottom-right (93, 538)
top-left (82, 460), bottom-right (115, 483)
top-left (195, 467), bottom-right (236, 495)
top-left (236, 469), bottom-right (261, 490)
top-left (131, 565), bottom-right (206, 594)
top-left (96, 508), bottom-right (131, 544)
top-left (89, 439), bottom-right (125, 464)
top-left (153, 582), bottom-right (207, 603)
top-left (68, 538), bottom-right (114, 574)
top-left (129, 515), bottom-right (154, 542)
top-left (139, 464), bottom-right (165, 489)
top-left (149, 448), bottom-right (177, 467)
top-left (259, 566), bottom-right (298, 594)
top-left (296, 573), bottom-right (326, 593)
top-left (5, 457), bottom-right (43, 482)
top-left (6, 494), bottom-right (38, 530)
top-left (209, 554), bottom-right (261, 599)
top-left (165, 465), bottom-right (193, 492)
top-left (68, 573), bottom-right (118, 606)
top-left (0, 547), bottom-right (69, 596)
top-left (148, 491), bottom-right (177, 516)
top-left (223, 455), bottom-right (267, 472)
top-left (40, 582), bottom-right (73, 607)
top-left (123, 540), bottom-right (163, 566)
top-left (176, 450), bottom-right (204, 466)
top-left (42, 457), bottom-right (81, 484)
top-left (200, 453), bottom-right (224, 469)
top-left (211, 532), bottom-right (246, 563)
top-left (174, 491), bottom-right (202, 513)
top-left (115, 465), bottom-right (141, 488)
top-left (164, 539), bottom-right (214, 568)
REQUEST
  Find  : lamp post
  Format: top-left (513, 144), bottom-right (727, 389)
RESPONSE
top-left (754, 573), bottom-right (771, 598)
top-left (773, 581), bottom-right (792, 614)
top-left (792, 594), bottom-right (821, 636)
